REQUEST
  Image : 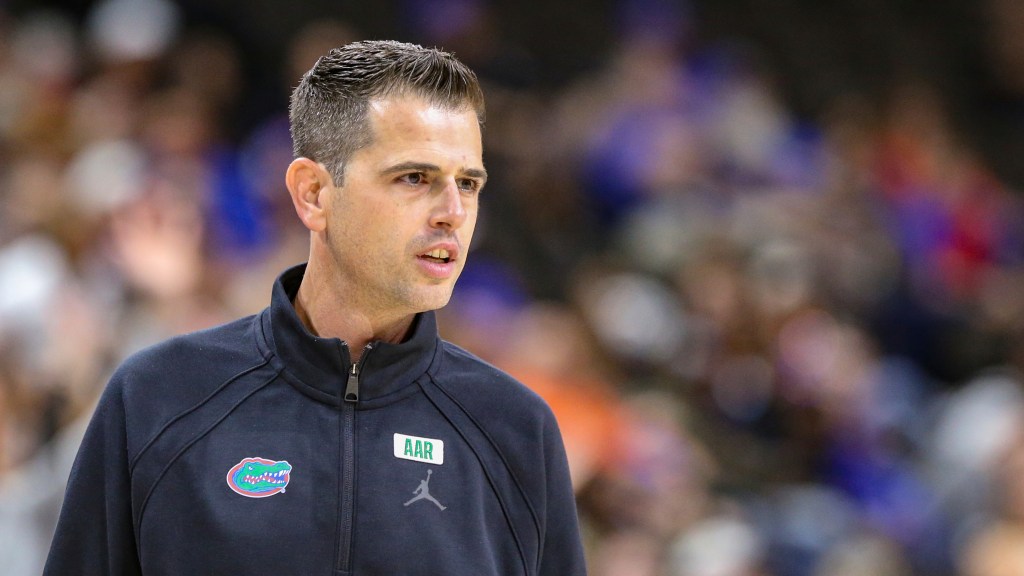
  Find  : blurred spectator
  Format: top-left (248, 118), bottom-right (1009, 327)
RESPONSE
top-left (0, 1), bottom-right (1022, 575)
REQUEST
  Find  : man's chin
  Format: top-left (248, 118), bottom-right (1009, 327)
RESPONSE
top-left (409, 286), bottom-right (455, 313)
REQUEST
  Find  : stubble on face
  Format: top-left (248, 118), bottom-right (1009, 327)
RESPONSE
top-left (320, 95), bottom-right (484, 324)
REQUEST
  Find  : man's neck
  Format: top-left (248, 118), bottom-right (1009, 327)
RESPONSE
top-left (293, 267), bottom-right (414, 362)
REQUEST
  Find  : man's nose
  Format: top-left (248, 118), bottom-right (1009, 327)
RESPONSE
top-left (429, 179), bottom-right (467, 230)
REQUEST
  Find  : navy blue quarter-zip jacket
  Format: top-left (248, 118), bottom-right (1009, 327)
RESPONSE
top-left (45, 264), bottom-right (587, 576)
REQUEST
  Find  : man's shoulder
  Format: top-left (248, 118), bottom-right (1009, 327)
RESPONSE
top-left (431, 341), bottom-right (570, 512)
top-left (108, 312), bottom-right (270, 415)
top-left (434, 340), bottom-right (554, 423)
top-left (102, 312), bottom-right (274, 452)
top-left (116, 314), bottom-right (264, 381)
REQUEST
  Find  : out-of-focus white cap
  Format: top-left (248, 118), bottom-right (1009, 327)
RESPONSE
top-left (581, 271), bottom-right (688, 364)
top-left (0, 234), bottom-right (69, 338)
top-left (670, 515), bottom-right (765, 576)
top-left (932, 373), bottom-right (1024, 474)
top-left (86, 0), bottom-right (181, 63)
top-left (64, 139), bottom-right (148, 218)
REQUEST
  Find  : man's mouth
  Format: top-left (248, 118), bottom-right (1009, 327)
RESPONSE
top-left (420, 248), bottom-right (452, 264)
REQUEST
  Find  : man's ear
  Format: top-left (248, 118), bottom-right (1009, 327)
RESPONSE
top-left (286, 158), bottom-right (334, 232)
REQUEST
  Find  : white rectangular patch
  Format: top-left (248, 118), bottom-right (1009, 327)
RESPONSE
top-left (393, 433), bottom-right (444, 465)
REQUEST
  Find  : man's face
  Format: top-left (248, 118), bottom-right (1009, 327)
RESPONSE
top-left (322, 95), bottom-right (485, 318)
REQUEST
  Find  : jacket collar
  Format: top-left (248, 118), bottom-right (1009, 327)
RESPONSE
top-left (260, 264), bottom-right (440, 406)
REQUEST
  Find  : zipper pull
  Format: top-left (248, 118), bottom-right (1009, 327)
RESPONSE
top-left (344, 362), bottom-right (359, 403)
top-left (344, 344), bottom-right (372, 403)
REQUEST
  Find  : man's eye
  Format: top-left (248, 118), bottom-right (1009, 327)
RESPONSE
top-left (458, 179), bottom-right (480, 193)
top-left (400, 173), bottom-right (426, 185)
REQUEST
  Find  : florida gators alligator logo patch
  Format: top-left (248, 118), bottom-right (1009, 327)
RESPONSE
top-left (226, 457), bottom-right (292, 498)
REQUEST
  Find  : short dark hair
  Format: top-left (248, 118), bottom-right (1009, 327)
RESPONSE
top-left (289, 40), bottom-right (485, 183)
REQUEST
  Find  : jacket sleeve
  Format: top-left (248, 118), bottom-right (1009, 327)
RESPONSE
top-left (44, 373), bottom-right (143, 575)
top-left (539, 413), bottom-right (588, 576)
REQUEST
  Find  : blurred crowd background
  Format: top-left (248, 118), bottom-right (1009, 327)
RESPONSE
top-left (2, 0), bottom-right (1024, 574)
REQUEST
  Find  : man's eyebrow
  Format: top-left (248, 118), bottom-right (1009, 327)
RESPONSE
top-left (381, 161), bottom-right (488, 181)
top-left (462, 167), bottom-right (488, 181)
top-left (381, 161), bottom-right (440, 176)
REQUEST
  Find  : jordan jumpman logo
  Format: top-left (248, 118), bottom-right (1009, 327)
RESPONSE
top-left (404, 469), bottom-right (446, 510)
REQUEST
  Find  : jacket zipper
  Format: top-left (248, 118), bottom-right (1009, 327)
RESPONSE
top-left (337, 344), bottom-right (370, 574)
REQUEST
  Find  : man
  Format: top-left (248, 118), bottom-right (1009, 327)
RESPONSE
top-left (45, 40), bottom-right (587, 575)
